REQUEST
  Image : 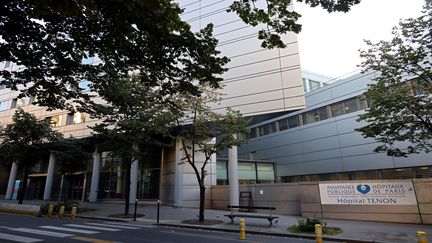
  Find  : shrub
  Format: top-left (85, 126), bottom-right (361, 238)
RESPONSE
top-left (289, 217), bottom-right (327, 233)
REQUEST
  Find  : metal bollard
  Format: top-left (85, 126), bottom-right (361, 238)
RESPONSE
top-left (134, 199), bottom-right (138, 222)
top-left (417, 231), bottom-right (428, 243)
top-left (239, 218), bottom-right (246, 240)
top-left (315, 224), bottom-right (323, 243)
top-left (58, 206), bottom-right (65, 219)
top-left (70, 207), bottom-right (77, 221)
top-left (47, 204), bottom-right (54, 218)
top-left (157, 200), bottom-right (160, 224)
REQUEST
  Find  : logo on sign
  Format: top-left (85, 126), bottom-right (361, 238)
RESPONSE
top-left (356, 184), bottom-right (370, 195)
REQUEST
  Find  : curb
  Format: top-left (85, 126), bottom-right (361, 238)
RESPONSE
top-left (156, 223), bottom-right (390, 243)
top-left (76, 214), bottom-right (390, 243)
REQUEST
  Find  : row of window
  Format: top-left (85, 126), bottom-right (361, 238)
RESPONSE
top-left (216, 161), bottom-right (275, 185)
top-left (248, 95), bottom-right (370, 139)
top-left (281, 166), bottom-right (432, 183)
top-left (44, 112), bottom-right (87, 127)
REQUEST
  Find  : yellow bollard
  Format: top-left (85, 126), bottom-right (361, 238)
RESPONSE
top-left (315, 224), bottom-right (323, 243)
top-left (239, 218), bottom-right (246, 240)
top-left (417, 231), bottom-right (428, 243)
top-left (70, 207), bottom-right (77, 221)
top-left (47, 204), bottom-right (54, 218)
top-left (58, 205), bottom-right (65, 219)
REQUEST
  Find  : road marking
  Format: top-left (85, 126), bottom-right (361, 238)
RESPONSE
top-left (39, 226), bottom-right (98, 234)
top-left (64, 224), bottom-right (121, 231)
top-left (103, 221), bottom-right (154, 228)
top-left (9, 228), bottom-right (74, 238)
top-left (0, 232), bottom-right (42, 243)
top-left (85, 223), bottom-right (139, 230)
top-left (161, 230), bottom-right (262, 243)
top-left (71, 236), bottom-right (114, 243)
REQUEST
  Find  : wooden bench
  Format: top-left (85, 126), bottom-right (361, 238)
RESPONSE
top-left (224, 205), bottom-right (279, 225)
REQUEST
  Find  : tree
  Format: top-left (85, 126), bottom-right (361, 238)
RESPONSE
top-left (52, 137), bottom-right (93, 202)
top-left (0, 108), bottom-right (63, 204)
top-left (356, 0), bottom-right (432, 157)
top-left (90, 75), bottom-right (177, 215)
top-left (0, 0), bottom-right (228, 110)
top-left (0, 0), bottom-right (361, 110)
top-left (175, 89), bottom-right (249, 222)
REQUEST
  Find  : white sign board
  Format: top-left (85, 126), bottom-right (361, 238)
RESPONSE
top-left (319, 182), bottom-right (417, 205)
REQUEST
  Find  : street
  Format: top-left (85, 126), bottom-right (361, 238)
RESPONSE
top-left (0, 213), bottom-right (314, 243)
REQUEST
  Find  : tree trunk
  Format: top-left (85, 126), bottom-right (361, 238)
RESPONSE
top-left (18, 167), bottom-right (29, 205)
top-left (124, 161), bottom-right (131, 215)
top-left (199, 184), bottom-right (206, 222)
top-left (64, 175), bottom-right (69, 206)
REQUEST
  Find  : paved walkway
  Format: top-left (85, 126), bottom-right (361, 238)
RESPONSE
top-left (2, 199), bottom-right (432, 243)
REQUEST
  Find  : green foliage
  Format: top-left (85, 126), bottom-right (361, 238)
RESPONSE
top-left (0, 0), bottom-right (361, 109)
top-left (288, 217), bottom-right (342, 235)
top-left (229, 0), bottom-right (360, 48)
top-left (0, 0), bottom-right (228, 110)
top-left (357, 0), bottom-right (432, 157)
top-left (0, 108), bottom-right (63, 204)
top-left (289, 217), bottom-right (326, 233)
top-left (174, 87), bottom-right (249, 222)
top-left (51, 137), bottom-right (93, 175)
top-left (90, 74), bottom-right (178, 160)
top-left (0, 108), bottom-right (63, 167)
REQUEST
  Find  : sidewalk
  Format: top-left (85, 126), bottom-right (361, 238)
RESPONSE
top-left (3, 200), bottom-right (432, 243)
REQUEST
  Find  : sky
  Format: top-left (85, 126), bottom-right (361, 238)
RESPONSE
top-left (294, 0), bottom-right (425, 78)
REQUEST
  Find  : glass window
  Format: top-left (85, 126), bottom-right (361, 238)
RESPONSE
top-left (73, 112), bottom-right (86, 124)
top-left (278, 118), bottom-right (288, 131)
top-left (319, 173), bottom-right (339, 181)
top-left (339, 172), bottom-right (353, 180)
top-left (79, 80), bottom-right (91, 92)
top-left (381, 168), bottom-right (414, 179)
top-left (415, 166), bottom-right (431, 178)
top-left (318, 106), bottom-right (329, 121)
top-left (10, 99), bottom-right (17, 109)
top-left (269, 122), bottom-right (277, 133)
top-left (288, 116), bottom-right (299, 128)
top-left (309, 80), bottom-right (321, 90)
top-left (330, 101), bottom-right (345, 117)
top-left (10, 97), bottom-right (27, 108)
top-left (29, 95), bottom-right (37, 104)
top-left (259, 125), bottom-right (270, 136)
top-left (302, 109), bottom-right (319, 125)
top-left (216, 161), bottom-right (228, 180)
top-left (248, 128), bottom-right (257, 139)
top-left (257, 163), bottom-right (274, 181)
top-left (0, 101), bottom-right (9, 111)
top-left (47, 115), bottom-right (63, 127)
top-left (67, 112), bottom-right (86, 125)
top-left (344, 97), bottom-right (359, 114)
top-left (238, 163), bottom-right (256, 181)
top-left (360, 96), bottom-right (369, 110)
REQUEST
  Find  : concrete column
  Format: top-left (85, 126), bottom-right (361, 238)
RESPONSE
top-left (43, 153), bottom-right (56, 200)
top-left (116, 164), bottom-right (123, 194)
top-left (5, 162), bottom-right (18, 200)
top-left (89, 149), bottom-right (101, 203)
top-left (228, 136), bottom-right (239, 206)
top-left (129, 159), bottom-right (138, 203)
top-left (174, 139), bottom-right (184, 207)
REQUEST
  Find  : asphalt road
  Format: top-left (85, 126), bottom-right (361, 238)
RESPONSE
top-left (0, 213), bottom-right (314, 243)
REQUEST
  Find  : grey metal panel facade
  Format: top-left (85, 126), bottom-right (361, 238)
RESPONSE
top-left (238, 71), bottom-right (432, 178)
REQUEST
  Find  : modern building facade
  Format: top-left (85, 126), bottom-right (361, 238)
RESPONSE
top-left (238, 71), bottom-right (432, 182)
top-left (0, 0), bottom-right (305, 207)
